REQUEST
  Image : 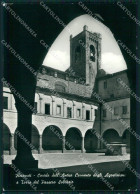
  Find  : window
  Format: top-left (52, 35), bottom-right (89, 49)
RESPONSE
top-left (122, 106), bottom-right (127, 114)
top-left (45, 104), bottom-right (50, 115)
top-left (57, 105), bottom-right (61, 115)
top-left (104, 81), bottom-right (107, 89)
top-left (86, 110), bottom-right (90, 120)
top-left (55, 84), bottom-right (66, 93)
top-left (67, 107), bottom-right (72, 118)
top-left (114, 107), bottom-right (119, 115)
top-left (3, 96), bottom-right (8, 109)
top-left (95, 109), bottom-right (98, 116)
top-left (103, 109), bottom-right (106, 117)
top-left (34, 102), bottom-right (37, 113)
top-left (90, 45), bottom-right (95, 62)
top-left (54, 72), bottom-right (57, 78)
top-left (77, 109), bottom-right (81, 118)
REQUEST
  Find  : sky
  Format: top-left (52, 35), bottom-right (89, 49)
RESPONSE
top-left (43, 14), bottom-right (127, 74)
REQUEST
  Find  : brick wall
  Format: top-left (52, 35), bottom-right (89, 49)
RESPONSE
top-left (97, 71), bottom-right (130, 100)
top-left (37, 73), bottom-right (93, 98)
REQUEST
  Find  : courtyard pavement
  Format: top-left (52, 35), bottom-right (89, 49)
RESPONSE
top-left (4, 153), bottom-right (130, 169)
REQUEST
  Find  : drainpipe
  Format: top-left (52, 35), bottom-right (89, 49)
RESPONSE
top-left (61, 98), bottom-right (66, 118)
top-left (51, 96), bottom-right (55, 116)
top-left (82, 103), bottom-right (85, 120)
top-left (72, 101), bottom-right (76, 118)
top-left (91, 105), bottom-right (93, 121)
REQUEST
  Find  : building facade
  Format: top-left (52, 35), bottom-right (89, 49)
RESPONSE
top-left (3, 25), bottom-right (130, 154)
top-left (94, 70), bottom-right (130, 152)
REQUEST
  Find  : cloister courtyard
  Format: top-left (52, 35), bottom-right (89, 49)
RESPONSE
top-left (4, 153), bottom-right (130, 169)
top-left (3, 153), bottom-right (131, 190)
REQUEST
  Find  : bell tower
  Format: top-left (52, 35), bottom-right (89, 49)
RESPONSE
top-left (70, 25), bottom-right (101, 86)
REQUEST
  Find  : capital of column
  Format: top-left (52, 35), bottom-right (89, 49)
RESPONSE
top-left (11, 133), bottom-right (14, 137)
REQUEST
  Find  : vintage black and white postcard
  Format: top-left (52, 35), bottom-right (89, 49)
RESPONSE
top-left (0, 0), bottom-right (139, 192)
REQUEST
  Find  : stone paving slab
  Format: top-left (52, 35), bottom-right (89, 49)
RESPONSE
top-left (3, 153), bottom-right (130, 169)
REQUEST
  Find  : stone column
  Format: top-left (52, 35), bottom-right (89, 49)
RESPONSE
top-left (81, 137), bottom-right (85, 153)
top-left (9, 134), bottom-right (15, 155)
top-left (62, 136), bottom-right (66, 153)
top-left (12, 102), bottom-right (38, 169)
top-left (38, 135), bottom-right (43, 154)
top-left (97, 138), bottom-right (101, 149)
top-left (100, 135), bottom-right (104, 149)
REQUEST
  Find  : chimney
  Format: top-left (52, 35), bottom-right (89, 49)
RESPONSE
top-left (83, 25), bottom-right (88, 31)
top-left (70, 35), bottom-right (73, 40)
